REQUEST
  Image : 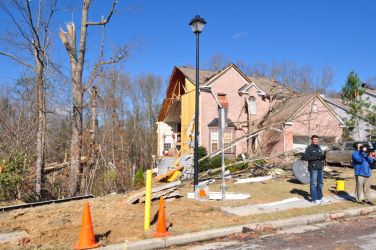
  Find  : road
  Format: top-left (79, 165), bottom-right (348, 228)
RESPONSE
top-left (180, 214), bottom-right (376, 250)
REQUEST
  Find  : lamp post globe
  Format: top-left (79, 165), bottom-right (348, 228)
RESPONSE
top-left (189, 15), bottom-right (206, 34)
top-left (189, 15), bottom-right (206, 191)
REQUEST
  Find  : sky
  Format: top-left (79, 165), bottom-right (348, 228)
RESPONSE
top-left (0, 0), bottom-right (375, 93)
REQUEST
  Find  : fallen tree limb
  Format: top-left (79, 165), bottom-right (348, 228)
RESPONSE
top-left (201, 150), bottom-right (295, 178)
top-left (199, 122), bottom-right (286, 162)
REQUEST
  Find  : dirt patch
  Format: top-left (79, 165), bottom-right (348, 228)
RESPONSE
top-left (0, 167), bottom-right (373, 249)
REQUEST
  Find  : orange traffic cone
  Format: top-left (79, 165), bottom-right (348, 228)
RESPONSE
top-left (153, 197), bottom-right (171, 237)
top-left (75, 202), bottom-right (99, 250)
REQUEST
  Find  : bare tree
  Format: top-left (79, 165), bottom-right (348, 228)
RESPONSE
top-left (206, 54), bottom-right (230, 71)
top-left (0, 0), bottom-right (57, 199)
top-left (59, 0), bottom-right (127, 196)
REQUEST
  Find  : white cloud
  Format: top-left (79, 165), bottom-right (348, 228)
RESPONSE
top-left (232, 32), bottom-right (248, 40)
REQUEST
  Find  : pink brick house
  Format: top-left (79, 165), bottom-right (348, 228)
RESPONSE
top-left (157, 64), bottom-right (344, 158)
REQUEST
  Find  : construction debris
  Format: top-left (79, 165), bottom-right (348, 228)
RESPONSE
top-left (267, 168), bottom-right (285, 176)
top-left (235, 175), bottom-right (272, 184)
top-left (125, 181), bottom-right (182, 204)
top-left (155, 165), bottom-right (183, 182)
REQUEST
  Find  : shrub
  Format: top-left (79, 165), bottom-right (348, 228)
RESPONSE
top-left (0, 154), bottom-right (25, 201)
top-left (134, 168), bottom-right (144, 186)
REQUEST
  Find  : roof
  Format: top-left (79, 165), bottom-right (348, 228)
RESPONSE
top-left (176, 66), bottom-right (217, 86)
top-left (324, 96), bottom-right (371, 120)
top-left (324, 97), bottom-right (348, 110)
top-left (246, 76), bottom-right (293, 97)
top-left (365, 88), bottom-right (376, 97)
top-left (207, 118), bottom-right (234, 127)
top-left (177, 64), bottom-right (293, 96)
top-left (261, 94), bottom-right (315, 126)
top-left (262, 94), bottom-right (345, 127)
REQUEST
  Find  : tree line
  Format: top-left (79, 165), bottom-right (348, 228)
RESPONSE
top-left (0, 0), bottom-right (164, 201)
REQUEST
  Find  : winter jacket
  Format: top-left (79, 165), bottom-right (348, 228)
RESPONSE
top-left (352, 150), bottom-right (373, 177)
top-left (302, 144), bottom-right (325, 170)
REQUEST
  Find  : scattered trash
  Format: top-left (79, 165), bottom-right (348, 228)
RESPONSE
top-left (198, 179), bottom-right (216, 186)
top-left (268, 168), bottom-right (285, 176)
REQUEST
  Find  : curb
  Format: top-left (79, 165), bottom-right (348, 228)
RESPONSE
top-left (101, 206), bottom-right (376, 250)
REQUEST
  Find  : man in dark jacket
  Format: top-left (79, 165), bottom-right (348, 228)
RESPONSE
top-left (303, 135), bottom-right (328, 204)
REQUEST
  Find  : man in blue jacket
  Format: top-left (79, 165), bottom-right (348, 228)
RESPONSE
top-left (303, 135), bottom-right (329, 204)
top-left (352, 143), bottom-right (374, 205)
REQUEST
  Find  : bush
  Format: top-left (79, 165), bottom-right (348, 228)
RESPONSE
top-left (0, 154), bottom-right (25, 201)
top-left (134, 168), bottom-right (144, 186)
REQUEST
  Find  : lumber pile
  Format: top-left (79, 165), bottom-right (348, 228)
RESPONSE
top-left (125, 181), bottom-right (182, 204)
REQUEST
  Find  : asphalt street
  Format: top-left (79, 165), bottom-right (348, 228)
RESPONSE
top-left (182, 214), bottom-right (376, 250)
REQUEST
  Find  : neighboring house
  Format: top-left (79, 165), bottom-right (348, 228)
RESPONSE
top-left (321, 84), bottom-right (376, 141)
top-left (363, 85), bottom-right (376, 110)
top-left (157, 64), bottom-right (344, 159)
top-left (260, 94), bottom-right (344, 154)
top-left (323, 97), bottom-right (371, 141)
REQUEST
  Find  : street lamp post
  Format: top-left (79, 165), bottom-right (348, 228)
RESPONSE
top-left (189, 15), bottom-right (206, 190)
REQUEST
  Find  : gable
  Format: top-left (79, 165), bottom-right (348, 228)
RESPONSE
top-left (291, 96), bottom-right (344, 125)
top-left (203, 64), bottom-right (250, 88)
top-left (239, 82), bottom-right (266, 96)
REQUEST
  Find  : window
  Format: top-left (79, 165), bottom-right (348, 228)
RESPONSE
top-left (210, 131), bottom-right (219, 153)
top-left (248, 96), bottom-right (256, 115)
top-left (312, 102), bottom-right (318, 113)
top-left (224, 131), bottom-right (233, 153)
top-left (164, 143), bottom-right (172, 151)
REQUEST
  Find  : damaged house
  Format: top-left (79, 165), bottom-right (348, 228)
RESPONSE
top-left (156, 64), bottom-right (344, 166)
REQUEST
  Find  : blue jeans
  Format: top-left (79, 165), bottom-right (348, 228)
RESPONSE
top-left (309, 169), bottom-right (323, 201)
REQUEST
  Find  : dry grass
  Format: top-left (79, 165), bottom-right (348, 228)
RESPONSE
top-left (1, 166), bottom-right (375, 249)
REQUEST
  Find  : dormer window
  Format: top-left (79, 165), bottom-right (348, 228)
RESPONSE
top-left (248, 96), bottom-right (256, 115)
top-left (312, 102), bottom-right (317, 113)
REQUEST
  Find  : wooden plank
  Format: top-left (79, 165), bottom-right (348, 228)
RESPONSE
top-left (139, 188), bottom-right (178, 203)
top-left (155, 166), bottom-right (184, 182)
top-left (125, 181), bottom-right (182, 204)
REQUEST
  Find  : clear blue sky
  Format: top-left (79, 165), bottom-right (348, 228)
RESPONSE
top-left (0, 0), bottom-right (375, 92)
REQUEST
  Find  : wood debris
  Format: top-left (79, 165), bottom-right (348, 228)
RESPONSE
top-left (125, 181), bottom-right (182, 204)
top-left (154, 165), bottom-right (184, 182)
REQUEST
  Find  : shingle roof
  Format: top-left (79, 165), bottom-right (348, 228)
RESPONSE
top-left (177, 65), bottom-right (293, 96)
top-left (261, 94), bottom-right (315, 126)
top-left (365, 88), bottom-right (376, 97)
top-left (324, 97), bottom-right (347, 108)
top-left (246, 76), bottom-right (294, 97)
top-left (324, 96), bottom-right (372, 119)
top-left (177, 66), bottom-right (217, 86)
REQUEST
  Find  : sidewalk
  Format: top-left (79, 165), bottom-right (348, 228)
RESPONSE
top-left (222, 191), bottom-right (376, 216)
top-left (101, 192), bottom-right (376, 250)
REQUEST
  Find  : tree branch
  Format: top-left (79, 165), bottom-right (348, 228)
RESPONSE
top-left (83, 48), bottom-right (128, 92)
top-left (0, 51), bottom-right (33, 68)
top-left (86, 0), bottom-right (117, 26)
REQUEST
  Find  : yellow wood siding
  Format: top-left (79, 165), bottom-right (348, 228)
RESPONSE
top-left (180, 79), bottom-right (196, 153)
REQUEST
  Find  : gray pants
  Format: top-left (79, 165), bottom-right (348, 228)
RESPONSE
top-left (355, 175), bottom-right (371, 201)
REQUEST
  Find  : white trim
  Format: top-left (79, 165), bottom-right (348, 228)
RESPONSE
top-left (239, 82), bottom-right (266, 96)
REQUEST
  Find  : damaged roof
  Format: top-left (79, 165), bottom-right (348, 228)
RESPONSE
top-left (261, 94), bottom-right (316, 126)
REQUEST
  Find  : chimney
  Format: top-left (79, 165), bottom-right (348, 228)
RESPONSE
top-left (217, 93), bottom-right (228, 108)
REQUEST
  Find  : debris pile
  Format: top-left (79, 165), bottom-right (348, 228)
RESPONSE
top-left (125, 181), bottom-right (182, 204)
